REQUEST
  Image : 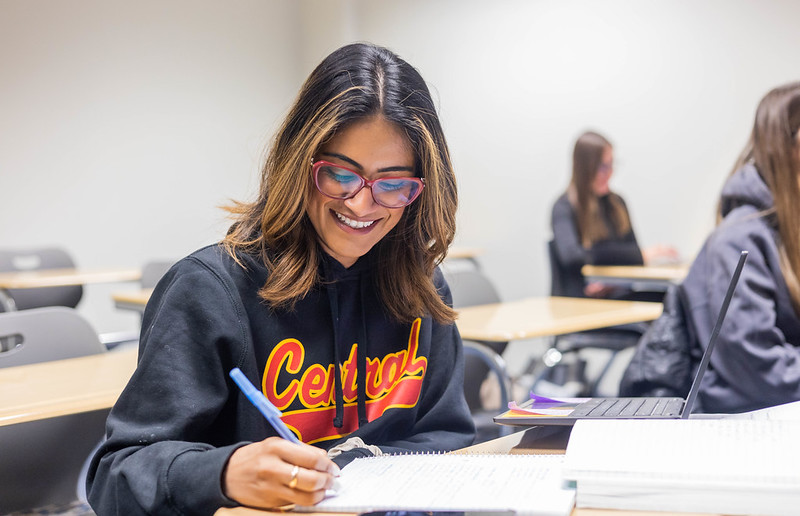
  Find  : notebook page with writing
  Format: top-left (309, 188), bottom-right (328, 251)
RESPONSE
top-left (563, 419), bottom-right (800, 516)
top-left (296, 453), bottom-right (575, 516)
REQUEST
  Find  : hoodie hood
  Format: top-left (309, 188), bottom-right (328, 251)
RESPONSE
top-left (719, 162), bottom-right (775, 217)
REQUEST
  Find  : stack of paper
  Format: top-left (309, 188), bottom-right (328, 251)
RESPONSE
top-left (563, 418), bottom-right (800, 516)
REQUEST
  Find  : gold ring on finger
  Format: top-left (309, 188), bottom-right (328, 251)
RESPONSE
top-left (288, 465), bottom-right (300, 489)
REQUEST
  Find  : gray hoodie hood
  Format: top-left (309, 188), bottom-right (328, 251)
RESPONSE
top-left (719, 162), bottom-right (774, 217)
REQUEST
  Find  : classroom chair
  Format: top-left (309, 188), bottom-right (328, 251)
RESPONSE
top-left (534, 239), bottom-right (647, 397)
top-left (0, 247), bottom-right (82, 312)
top-left (0, 307), bottom-right (110, 512)
top-left (443, 268), bottom-right (514, 443)
top-left (0, 247), bottom-right (144, 351)
top-left (102, 259), bottom-right (175, 350)
top-left (141, 259), bottom-right (175, 289)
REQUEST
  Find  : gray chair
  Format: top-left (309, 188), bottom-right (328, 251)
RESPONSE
top-left (462, 341), bottom-right (512, 440)
top-left (101, 259), bottom-right (175, 350)
top-left (443, 268), bottom-right (514, 442)
top-left (444, 268), bottom-right (507, 356)
top-left (0, 307), bottom-right (106, 364)
top-left (141, 259), bottom-right (175, 289)
top-left (0, 247), bottom-right (83, 312)
top-left (532, 239), bottom-right (647, 397)
top-left (0, 307), bottom-right (109, 512)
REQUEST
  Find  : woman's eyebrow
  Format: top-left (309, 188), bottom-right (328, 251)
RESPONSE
top-left (319, 152), bottom-right (414, 174)
top-left (320, 152), bottom-right (361, 169)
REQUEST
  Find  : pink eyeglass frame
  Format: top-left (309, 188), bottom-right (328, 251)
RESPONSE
top-left (311, 159), bottom-right (425, 208)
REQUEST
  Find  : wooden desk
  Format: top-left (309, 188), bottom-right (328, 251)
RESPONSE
top-left (447, 246), bottom-right (484, 260)
top-left (112, 288), bottom-right (154, 312)
top-left (0, 267), bottom-right (142, 311)
top-left (113, 293), bottom-right (664, 339)
top-left (0, 347), bottom-right (137, 427)
top-left (456, 296), bottom-right (663, 342)
top-left (582, 264), bottom-right (689, 288)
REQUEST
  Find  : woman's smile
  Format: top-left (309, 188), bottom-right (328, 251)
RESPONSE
top-left (333, 210), bottom-right (378, 230)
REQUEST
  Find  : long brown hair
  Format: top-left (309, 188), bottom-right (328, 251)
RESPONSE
top-left (222, 43), bottom-right (458, 324)
top-left (722, 82), bottom-right (800, 312)
top-left (568, 131), bottom-right (631, 247)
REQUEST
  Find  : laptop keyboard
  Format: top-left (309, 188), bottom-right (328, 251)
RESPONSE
top-left (571, 397), bottom-right (684, 418)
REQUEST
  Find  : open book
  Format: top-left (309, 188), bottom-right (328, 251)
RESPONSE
top-left (563, 418), bottom-right (800, 516)
top-left (296, 453), bottom-right (575, 516)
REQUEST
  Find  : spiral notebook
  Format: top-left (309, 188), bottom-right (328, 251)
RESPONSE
top-left (296, 453), bottom-right (574, 516)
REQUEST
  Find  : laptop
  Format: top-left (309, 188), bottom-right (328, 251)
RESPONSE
top-left (494, 250), bottom-right (748, 426)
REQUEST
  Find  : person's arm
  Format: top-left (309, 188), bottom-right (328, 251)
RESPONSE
top-left (378, 270), bottom-right (475, 453)
top-left (223, 437), bottom-right (337, 508)
top-left (86, 262), bottom-right (246, 516)
top-left (376, 319), bottom-right (476, 455)
top-left (642, 244), bottom-right (680, 265)
top-left (551, 194), bottom-right (589, 270)
top-left (701, 230), bottom-right (800, 412)
top-left (87, 258), bottom-right (336, 515)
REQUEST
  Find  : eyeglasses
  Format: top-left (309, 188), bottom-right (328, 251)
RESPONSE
top-left (597, 162), bottom-right (614, 174)
top-left (311, 160), bottom-right (425, 208)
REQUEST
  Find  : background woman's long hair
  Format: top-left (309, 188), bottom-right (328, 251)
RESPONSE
top-left (222, 43), bottom-right (458, 324)
top-left (569, 131), bottom-right (631, 248)
top-left (723, 82), bottom-right (800, 314)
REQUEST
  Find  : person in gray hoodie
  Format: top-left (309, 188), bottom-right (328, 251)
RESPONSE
top-left (682, 81), bottom-right (800, 413)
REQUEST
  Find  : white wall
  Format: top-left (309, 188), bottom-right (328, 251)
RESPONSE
top-left (351, 0), bottom-right (800, 301)
top-left (0, 0), bottom-right (301, 332)
top-left (2, 0), bottom-right (799, 334)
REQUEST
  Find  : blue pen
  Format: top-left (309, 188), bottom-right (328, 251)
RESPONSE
top-left (229, 367), bottom-right (301, 444)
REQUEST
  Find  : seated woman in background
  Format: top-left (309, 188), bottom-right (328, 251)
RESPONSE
top-left (550, 130), bottom-right (677, 300)
top-left (683, 81), bottom-right (800, 413)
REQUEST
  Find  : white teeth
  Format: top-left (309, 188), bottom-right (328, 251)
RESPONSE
top-left (335, 212), bottom-right (375, 229)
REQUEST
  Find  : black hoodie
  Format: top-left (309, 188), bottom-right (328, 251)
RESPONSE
top-left (87, 244), bottom-right (475, 516)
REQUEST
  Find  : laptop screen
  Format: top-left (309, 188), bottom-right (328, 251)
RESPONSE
top-left (681, 250), bottom-right (748, 418)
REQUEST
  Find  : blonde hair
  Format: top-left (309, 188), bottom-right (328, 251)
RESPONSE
top-left (222, 43), bottom-right (458, 324)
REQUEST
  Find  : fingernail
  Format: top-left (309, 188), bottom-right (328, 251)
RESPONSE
top-left (329, 463), bottom-right (341, 476)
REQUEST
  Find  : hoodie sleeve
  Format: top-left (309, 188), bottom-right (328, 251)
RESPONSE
top-left (373, 270), bottom-right (476, 455)
top-left (551, 193), bottom-right (589, 270)
top-left (697, 212), bottom-right (800, 412)
top-left (86, 257), bottom-right (247, 516)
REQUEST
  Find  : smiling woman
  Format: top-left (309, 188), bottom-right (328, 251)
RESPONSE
top-left (306, 116), bottom-right (417, 268)
top-left (85, 42), bottom-right (474, 516)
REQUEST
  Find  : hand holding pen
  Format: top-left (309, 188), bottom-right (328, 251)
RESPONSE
top-left (222, 368), bottom-right (340, 508)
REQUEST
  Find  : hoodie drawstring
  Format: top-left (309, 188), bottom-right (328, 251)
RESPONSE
top-left (357, 279), bottom-right (369, 427)
top-left (323, 257), bottom-right (369, 429)
top-left (324, 259), bottom-right (346, 429)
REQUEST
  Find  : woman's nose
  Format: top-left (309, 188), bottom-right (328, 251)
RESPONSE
top-left (344, 186), bottom-right (377, 213)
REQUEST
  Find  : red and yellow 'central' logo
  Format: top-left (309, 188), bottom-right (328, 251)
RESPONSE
top-left (261, 318), bottom-right (427, 443)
